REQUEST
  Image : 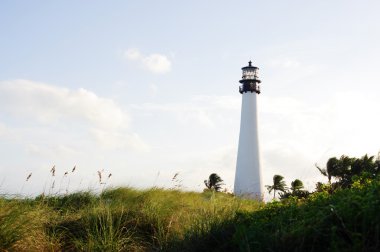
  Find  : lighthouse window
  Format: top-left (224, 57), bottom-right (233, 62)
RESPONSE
top-left (243, 69), bottom-right (259, 80)
top-left (247, 71), bottom-right (254, 79)
top-left (254, 69), bottom-right (259, 78)
top-left (242, 70), bottom-right (248, 79)
top-left (243, 70), bottom-right (252, 79)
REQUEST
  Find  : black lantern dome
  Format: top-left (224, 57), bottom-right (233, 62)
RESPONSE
top-left (239, 61), bottom-right (261, 94)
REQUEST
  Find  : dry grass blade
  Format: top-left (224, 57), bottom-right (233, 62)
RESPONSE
top-left (26, 173), bottom-right (32, 181)
top-left (50, 165), bottom-right (56, 177)
top-left (97, 171), bottom-right (102, 183)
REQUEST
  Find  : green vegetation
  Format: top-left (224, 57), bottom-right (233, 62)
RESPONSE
top-left (2, 179), bottom-right (380, 251)
top-left (278, 179), bottom-right (311, 200)
top-left (265, 174), bottom-right (287, 199)
top-left (1, 154), bottom-right (380, 251)
top-left (204, 173), bottom-right (224, 192)
top-left (0, 188), bottom-right (261, 251)
top-left (235, 177), bottom-right (380, 251)
top-left (316, 154), bottom-right (380, 190)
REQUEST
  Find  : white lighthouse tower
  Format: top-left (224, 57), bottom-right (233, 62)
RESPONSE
top-left (234, 61), bottom-right (263, 200)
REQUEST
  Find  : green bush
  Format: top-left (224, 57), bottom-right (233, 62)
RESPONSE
top-left (233, 178), bottom-right (380, 251)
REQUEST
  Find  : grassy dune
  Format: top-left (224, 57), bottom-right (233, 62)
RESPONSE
top-left (0, 188), bottom-right (261, 251)
top-left (1, 179), bottom-right (380, 251)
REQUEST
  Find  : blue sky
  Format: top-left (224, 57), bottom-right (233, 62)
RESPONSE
top-left (1, 1), bottom-right (380, 196)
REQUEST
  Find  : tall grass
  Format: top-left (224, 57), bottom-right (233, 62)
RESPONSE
top-left (4, 182), bottom-right (378, 251)
top-left (0, 197), bottom-right (61, 251)
top-left (0, 188), bottom-right (261, 251)
top-left (0, 199), bottom-right (27, 250)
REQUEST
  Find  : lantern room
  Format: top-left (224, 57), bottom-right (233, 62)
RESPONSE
top-left (239, 61), bottom-right (261, 94)
top-left (240, 61), bottom-right (260, 82)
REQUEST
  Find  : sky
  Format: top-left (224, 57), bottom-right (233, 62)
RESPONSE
top-left (1, 1), bottom-right (380, 197)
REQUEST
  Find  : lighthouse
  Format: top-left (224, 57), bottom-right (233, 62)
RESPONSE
top-left (234, 61), bottom-right (263, 200)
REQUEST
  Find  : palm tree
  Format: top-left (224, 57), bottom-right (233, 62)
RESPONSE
top-left (316, 155), bottom-right (379, 191)
top-left (326, 157), bottom-right (339, 183)
top-left (265, 175), bottom-right (287, 199)
top-left (316, 156), bottom-right (352, 184)
top-left (204, 173), bottom-right (224, 192)
top-left (279, 179), bottom-right (309, 200)
top-left (290, 179), bottom-right (304, 193)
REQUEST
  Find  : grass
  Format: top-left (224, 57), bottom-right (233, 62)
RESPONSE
top-left (1, 180), bottom-right (380, 251)
top-left (0, 188), bottom-right (261, 251)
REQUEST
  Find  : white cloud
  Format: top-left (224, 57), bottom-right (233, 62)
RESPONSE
top-left (0, 79), bottom-right (147, 151)
top-left (0, 79), bottom-right (129, 129)
top-left (142, 54), bottom-right (171, 74)
top-left (130, 95), bottom-right (240, 129)
top-left (124, 48), bottom-right (172, 74)
top-left (90, 129), bottom-right (150, 151)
